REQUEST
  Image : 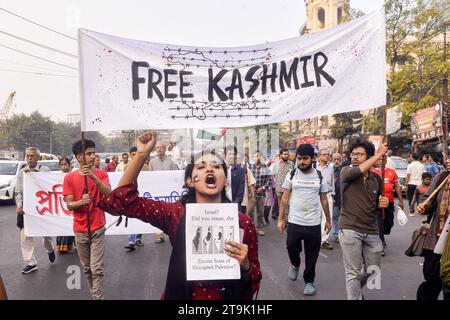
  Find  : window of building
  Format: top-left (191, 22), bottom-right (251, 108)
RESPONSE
top-left (318, 8), bottom-right (325, 28)
top-left (337, 7), bottom-right (343, 24)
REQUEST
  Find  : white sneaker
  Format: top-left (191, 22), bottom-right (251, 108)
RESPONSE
top-left (288, 265), bottom-right (299, 281)
top-left (304, 283), bottom-right (316, 296)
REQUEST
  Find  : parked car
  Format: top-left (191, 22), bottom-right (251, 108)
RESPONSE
top-left (390, 156), bottom-right (408, 194)
top-left (37, 160), bottom-right (60, 172)
top-left (0, 160), bottom-right (26, 202)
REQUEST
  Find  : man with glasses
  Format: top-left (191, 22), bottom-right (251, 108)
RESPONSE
top-left (277, 144), bottom-right (331, 296)
top-left (316, 148), bottom-right (335, 250)
top-left (339, 138), bottom-right (389, 300)
top-left (149, 142), bottom-right (179, 243)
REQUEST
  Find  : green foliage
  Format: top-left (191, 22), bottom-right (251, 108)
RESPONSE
top-left (3, 111), bottom-right (53, 153)
top-left (386, 0), bottom-right (448, 123)
top-left (330, 111), bottom-right (362, 151)
top-left (2, 111), bottom-right (122, 155)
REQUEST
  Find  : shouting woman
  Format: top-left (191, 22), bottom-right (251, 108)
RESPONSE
top-left (99, 131), bottom-right (261, 300)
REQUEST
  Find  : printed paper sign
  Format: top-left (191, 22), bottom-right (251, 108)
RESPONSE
top-left (185, 203), bottom-right (240, 281)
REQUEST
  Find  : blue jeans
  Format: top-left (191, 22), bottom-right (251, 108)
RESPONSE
top-left (339, 229), bottom-right (383, 300)
top-left (331, 205), bottom-right (340, 239)
top-left (128, 234), bottom-right (142, 244)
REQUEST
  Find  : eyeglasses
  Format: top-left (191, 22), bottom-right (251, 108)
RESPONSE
top-left (350, 152), bottom-right (367, 158)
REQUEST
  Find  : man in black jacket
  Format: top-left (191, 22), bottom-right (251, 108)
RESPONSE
top-left (226, 146), bottom-right (246, 213)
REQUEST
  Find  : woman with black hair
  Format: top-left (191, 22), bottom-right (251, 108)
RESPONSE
top-left (99, 131), bottom-right (261, 300)
top-left (56, 157), bottom-right (75, 254)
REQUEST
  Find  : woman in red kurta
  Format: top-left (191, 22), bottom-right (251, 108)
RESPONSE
top-left (99, 131), bottom-right (262, 300)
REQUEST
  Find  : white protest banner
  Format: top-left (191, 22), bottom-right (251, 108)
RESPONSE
top-left (386, 106), bottom-right (402, 135)
top-left (23, 171), bottom-right (184, 237)
top-left (79, 8), bottom-right (386, 131)
top-left (185, 203), bottom-right (240, 281)
top-left (434, 214), bottom-right (450, 255)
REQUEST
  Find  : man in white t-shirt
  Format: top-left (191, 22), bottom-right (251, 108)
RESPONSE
top-left (405, 153), bottom-right (425, 207)
top-left (277, 144), bottom-right (331, 296)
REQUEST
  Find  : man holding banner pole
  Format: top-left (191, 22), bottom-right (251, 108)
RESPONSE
top-left (63, 138), bottom-right (111, 300)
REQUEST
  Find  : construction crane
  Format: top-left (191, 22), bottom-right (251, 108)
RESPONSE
top-left (0, 91), bottom-right (16, 122)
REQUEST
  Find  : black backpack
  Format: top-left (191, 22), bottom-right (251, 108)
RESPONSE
top-left (289, 168), bottom-right (323, 194)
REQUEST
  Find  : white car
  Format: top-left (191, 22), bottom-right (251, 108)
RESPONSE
top-left (0, 160), bottom-right (26, 202)
top-left (390, 156), bottom-right (408, 195)
top-left (37, 160), bottom-right (60, 172)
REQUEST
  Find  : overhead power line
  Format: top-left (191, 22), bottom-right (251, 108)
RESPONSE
top-left (0, 7), bottom-right (77, 41)
top-left (0, 57), bottom-right (77, 74)
top-left (0, 43), bottom-right (78, 70)
top-left (0, 30), bottom-right (77, 58)
top-left (0, 68), bottom-right (78, 77)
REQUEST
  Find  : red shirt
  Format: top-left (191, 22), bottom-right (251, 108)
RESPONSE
top-left (63, 169), bottom-right (110, 233)
top-left (98, 183), bottom-right (262, 300)
top-left (371, 168), bottom-right (399, 203)
top-left (106, 162), bottom-right (117, 172)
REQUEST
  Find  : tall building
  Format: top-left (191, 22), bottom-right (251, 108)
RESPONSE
top-left (288, 0), bottom-right (349, 141)
top-left (304, 0), bottom-right (349, 33)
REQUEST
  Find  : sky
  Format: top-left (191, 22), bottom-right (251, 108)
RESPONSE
top-left (0, 0), bottom-right (384, 123)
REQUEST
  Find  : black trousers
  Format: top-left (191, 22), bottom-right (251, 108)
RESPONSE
top-left (264, 206), bottom-right (271, 221)
top-left (407, 185), bottom-right (417, 207)
top-left (417, 249), bottom-right (442, 300)
top-left (376, 202), bottom-right (395, 243)
top-left (286, 223), bottom-right (321, 284)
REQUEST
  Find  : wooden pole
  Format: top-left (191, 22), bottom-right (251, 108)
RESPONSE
top-left (380, 104), bottom-right (387, 220)
top-left (81, 131), bottom-right (92, 244)
top-left (421, 174), bottom-right (450, 207)
top-left (442, 24), bottom-right (448, 161)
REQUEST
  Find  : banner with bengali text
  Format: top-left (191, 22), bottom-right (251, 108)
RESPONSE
top-left (23, 171), bottom-right (184, 237)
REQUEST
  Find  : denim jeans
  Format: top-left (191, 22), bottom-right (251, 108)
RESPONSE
top-left (128, 234), bottom-right (142, 244)
top-left (339, 228), bottom-right (383, 300)
top-left (331, 205), bottom-right (340, 239)
top-left (321, 193), bottom-right (333, 243)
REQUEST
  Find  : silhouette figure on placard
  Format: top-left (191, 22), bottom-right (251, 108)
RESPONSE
top-left (203, 227), bottom-right (213, 254)
top-left (192, 227), bottom-right (201, 254)
top-left (214, 227), bottom-right (224, 254)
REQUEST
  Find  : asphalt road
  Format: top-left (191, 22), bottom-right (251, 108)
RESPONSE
top-left (0, 200), bottom-right (430, 300)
